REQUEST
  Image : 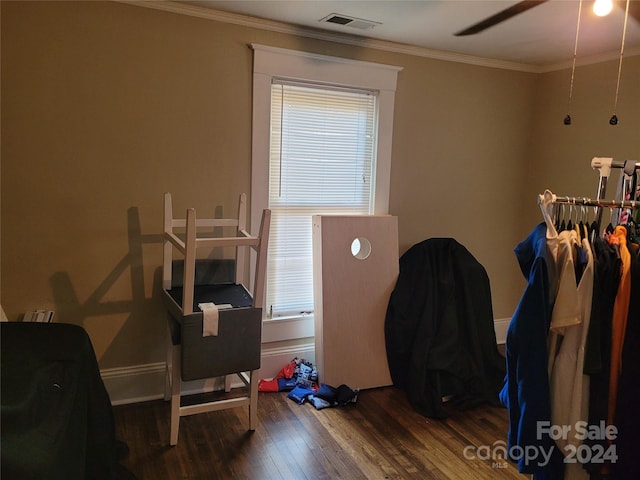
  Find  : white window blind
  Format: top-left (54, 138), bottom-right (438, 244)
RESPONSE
top-left (266, 81), bottom-right (378, 318)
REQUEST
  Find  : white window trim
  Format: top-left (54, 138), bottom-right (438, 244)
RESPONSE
top-left (250, 44), bottom-right (402, 342)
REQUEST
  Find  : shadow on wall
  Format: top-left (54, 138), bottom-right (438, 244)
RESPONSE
top-left (47, 202), bottom-right (231, 365)
top-left (50, 208), bottom-right (156, 321)
top-left (48, 207), bottom-right (165, 364)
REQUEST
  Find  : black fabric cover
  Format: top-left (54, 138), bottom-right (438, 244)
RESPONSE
top-left (384, 238), bottom-right (506, 418)
top-left (177, 306), bottom-right (262, 381)
top-left (1, 322), bottom-right (118, 480)
top-left (164, 281), bottom-right (262, 382)
top-left (170, 259), bottom-right (236, 288)
top-left (166, 283), bottom-right (253, 316)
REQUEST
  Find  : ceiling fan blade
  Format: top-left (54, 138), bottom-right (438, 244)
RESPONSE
top-left (454, 0), bottom-right (549, 36)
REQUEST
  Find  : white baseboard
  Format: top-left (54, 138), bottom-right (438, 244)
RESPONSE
top-left (258, 342), bottom-right (315, 379)
top-left (103, 319), bottom-right (510, 406)
top-left (102, 343), bottom-right (316, 405)
top-left (493, 317), bottom-right (510, 345)
top-left (101, 362), bottom-right (166, 406)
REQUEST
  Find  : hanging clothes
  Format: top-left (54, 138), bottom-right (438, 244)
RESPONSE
top-left (505, 160), bottom-right (639, 478)
top-left (613, 249), bottom-right (640, 479)
top-left (606, 225), bottom-right (632, 428)
top-left (547, 230), bottom-right (581, 378)
top-left (582, 236), bottom-right (621, 477)
top-left (541, 191), bottom-right (595, 480)
top-left (548, 229), bottom-right (594, 480)
top-left (503, 188), bottom-right (638, 480)
top-left (499, 222), bottom-right (561, 477)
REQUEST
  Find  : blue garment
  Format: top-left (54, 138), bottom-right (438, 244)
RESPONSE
top-left (500, 223), bottom-right (561, 477)
top-left (286, 385), bottom-right (314, 405)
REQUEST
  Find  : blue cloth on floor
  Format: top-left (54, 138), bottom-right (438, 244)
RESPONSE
top-left (308, 395), bottom-right (332, 410)
top-left (287, 385), bottom-right (314, 405)
top-left (314, 384), bottom-right (338, 402)
top-left (277, 377), bottom-right (297, 391)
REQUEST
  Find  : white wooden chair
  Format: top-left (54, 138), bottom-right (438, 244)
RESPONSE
top-left (161, 192), bottom-right (270, 446)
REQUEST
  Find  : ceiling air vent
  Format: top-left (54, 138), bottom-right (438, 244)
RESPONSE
top-left (320, 13), bottom-right (381, 31)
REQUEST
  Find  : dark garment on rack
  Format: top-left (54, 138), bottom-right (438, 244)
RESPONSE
top-left (499, 223), bottom-right (561, 477)
top-left (384, 238), bottom-right (505, 419)
top-left (583, 238), bottom-right (621, 375)
top-left (582, 237), bottom-right (621, 476)
top-left (613, 247), bottom-right (640, 480)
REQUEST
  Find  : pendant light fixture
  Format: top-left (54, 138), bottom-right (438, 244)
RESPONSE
top-left (564, 0), bottom-right (583, 125)
top-left (609, 0), bottom-right (630, 125)
top-left (593, 0), bottom-right (613, 17)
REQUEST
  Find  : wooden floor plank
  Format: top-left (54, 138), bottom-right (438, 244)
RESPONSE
top-left (279, 397), bottom-right (366, 479)
top-left (113, 386), bottom-right (525, 479)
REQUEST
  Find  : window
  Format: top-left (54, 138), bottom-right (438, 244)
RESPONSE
top-left (267, 82), bottom-right (377, 318)
top-left (251, 45), bottom-right (401, 342)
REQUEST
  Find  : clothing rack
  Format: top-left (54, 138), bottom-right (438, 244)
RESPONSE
top-left (519, 158), bottom-right (640, 479)
top-left (538, 191), bottom-right (637, 243)
top-left (591, 157), bottom-right (640, 225)
top-left (541, 158), bottom-right (640, 229)
top-left (546, 194), bottom-right (638, 210)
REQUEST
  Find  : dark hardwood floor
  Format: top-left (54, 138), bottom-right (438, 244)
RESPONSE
top-left (113, 386), bottom-right (525, 479)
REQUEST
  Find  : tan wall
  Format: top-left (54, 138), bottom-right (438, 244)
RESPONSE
top-left (390, 55), bottom-right (536, 317)
top-left (2, 1), bottom-right (638, 372)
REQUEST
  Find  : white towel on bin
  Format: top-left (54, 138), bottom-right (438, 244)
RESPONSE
top-left (199, 302), bottom-right (219, 337)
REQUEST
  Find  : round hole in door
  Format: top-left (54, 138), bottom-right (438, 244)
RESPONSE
top-left (351, 237), bottom-right (372, 260)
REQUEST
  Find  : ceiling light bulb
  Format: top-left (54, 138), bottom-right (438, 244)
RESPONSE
top-left (593, 0), bottom-right (613, 17)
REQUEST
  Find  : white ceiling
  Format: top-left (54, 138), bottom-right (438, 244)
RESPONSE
top-left (174, 0), bottom-right (640, 68)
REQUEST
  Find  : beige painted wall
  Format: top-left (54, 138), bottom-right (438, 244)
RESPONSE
top-left (390, 54), bottom-right (536, 317)
top-left (1, 1), bottom-right (638, 372)
top-left (523, 58), bottom-right (640, 225)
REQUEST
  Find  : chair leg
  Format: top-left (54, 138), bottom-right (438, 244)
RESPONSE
top-left (170, 345), bottom-right (181, 446)
top-left (224, 374), bottom-right (232, 393)
top-left (248, 369), bottom-right (259, 431)
top-left (164, 341), bottom-right (173, 402)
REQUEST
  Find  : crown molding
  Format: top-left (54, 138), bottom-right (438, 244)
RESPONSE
top-left (116, 1), bottom-right (639, 74)
top-left (538, 44), bottom-right (640, 73)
